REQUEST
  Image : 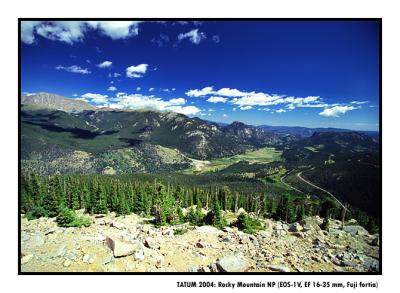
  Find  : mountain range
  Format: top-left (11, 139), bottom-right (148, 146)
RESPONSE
top-left (20, 92), bottom-right (379, 174)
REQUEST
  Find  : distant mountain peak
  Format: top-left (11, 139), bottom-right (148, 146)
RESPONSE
top-left (21, 92), bottom-right (95, 113)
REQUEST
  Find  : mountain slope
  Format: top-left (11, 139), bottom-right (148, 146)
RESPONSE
top-left (21, 92), bottom-right (95, 112)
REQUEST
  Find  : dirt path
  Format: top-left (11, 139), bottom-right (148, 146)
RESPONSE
top-left (296, 171), bottom-right (347, 210)
top-left (280, 170), bottom-right (305, 194)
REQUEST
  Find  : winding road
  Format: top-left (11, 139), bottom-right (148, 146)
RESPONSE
top-left (281, 169), bottom-right (347, 210)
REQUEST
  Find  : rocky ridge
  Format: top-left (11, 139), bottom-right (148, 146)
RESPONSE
top-left (20, 212), bottom-right (379, 272)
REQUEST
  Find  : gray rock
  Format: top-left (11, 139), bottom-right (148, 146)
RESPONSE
top-left (371, 237), bottom-right (379, 246)
top-left (133, 249), bottom-right (145, 261)
top-left (21, 254), bottom-right (34, 264)
top-left (50, 244), bottom-right (66, 258)
top-left (196, 240), bottom-right (206, 248)
top-left (102, 255), bottom-right (114, 265)
top-left (267, 264), bottom-right (290, 272)
top-left (289, 222), bottom-right (303, 232)
top-left (44, 228), bottom-right (57, 235)
top-left (343, 225), bottom-right (369, 236)
top-left (188, 266), bottom-right (197, 272)
top-left (162, 228), bottom-right (174, 236)
top-left (110, 221), bottom-right (125, 230)
top-left (30, 234), bottom-right (45, 248)
top-left (194, 225), bottom-right (223, 235)
top-left (106, 236), bottom-right (142, 257)
top-left (82, 254), bottom-right (91, 263)
top-left (216, 254), bottom-right (251, 272)
top-left (144, 238), bottom-right (160, 250)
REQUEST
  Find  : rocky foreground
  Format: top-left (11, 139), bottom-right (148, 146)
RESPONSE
top-left (20, 211), bottom-right (379, 272)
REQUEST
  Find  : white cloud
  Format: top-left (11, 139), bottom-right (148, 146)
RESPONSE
top-left (136, 87), bottom-right (141, 91)
top-left (72, 94), bottom-right (78, 97)
top-left (113, 72), bottom-right (121, 78)
top-left (21, 21), bottom-right (40, 44)
top-left (35, 21), bottom-right (86, 44)
top-left (206, 96), bottom-right (228, 103)
top-left (149, 88), bottom-right (155, 92)
top-left (86, 59), bottom-right (91, 64)
top-left (239, 105), bottom-right (253, 110)
top-left (21, 21), bottom-right (142, 44)
top-left (108, 86), bottom-right (117, 91)
top-left (231, 93), bottom-right (284, 107)
top-left (23, 92), bottom-right (36, 96)
top-left (81, 93), bottom-right (108, 104)
top-left (87, 21), bottom-right (141, 40)
top-left (103, 93), bottom-right (196, 114)
top-left (216, 88), bottom-right (248, 97)
top-left (170, 105), bottom-right (201, 115)
top-left (350, 101), bottom-right (369, 105)
top-left (55, 65), bottom-right (91, 74)
top-left (223, 114), bottom-right (228, 117)
top-left (276, 109), bottom-right (287, 113)
top-left (178, 29), bottom-right (206, 44)
top-left (116, 92), bottom-right (126, 97)
top-left (167, 98), bottom-right (186, 106)
top-left (258, 108), bottom-right (271, 111)
top-left (126, 64), bottom-right (148, 78)
top-left (319, 105), bottom-right (359, 117)
top-left (97, 61), bottom-right (112, 68)
top-left (75, 97), bottom-right (89, 102)
top-left (186, 86), bottom-right (214, 97)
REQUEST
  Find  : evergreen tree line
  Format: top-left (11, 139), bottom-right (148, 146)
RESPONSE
top-left (20, 173), bottom-right (378, 232)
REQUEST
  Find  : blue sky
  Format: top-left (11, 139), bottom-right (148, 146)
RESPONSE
top-left (21, 20), bottom-right (380, 131)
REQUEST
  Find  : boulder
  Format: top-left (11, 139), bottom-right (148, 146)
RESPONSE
top-left (82, 254), bottom-right (91, 263)
top-left (21, 254), bottom-right (34, 264)
top-left (106, 236), bottom-right (141, 257)
top-left (300, 216), bottom-right (322, 231)
top-left (196, 240), bottom-right (206, 248)
top-left (144, 238), bottom-right (160, 250)
top-left (289, 222), bottom-right (303, 232)
top-left (194, 225), bottom-right (223, 235)
top-left (371, 237), bottom-right (379, 246)
top-left (267, 264), bottom-right (290, 272)
top-left (110, 221), bottom-right (125, 230)
top-left (216, 254), bottom-right (251, 272)
top-left (343, 225), bottom-right (369, 236)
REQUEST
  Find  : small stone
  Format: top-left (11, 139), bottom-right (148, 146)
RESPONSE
top-left (289, 222), bottom-right (303, 232)
top-left (188, 266), bottom-right (197, 272)
top-left (196, 240), bottom-right (205, 248)
top-left (21, 254), bottom-right (34, 264)
top-left (102, 256), bottom-right (113, 265)
top-left (44, 228), bottom-right (56, 235)
top-left (110, 221), bottom-right (125, 230)
top-left (63, 260), bottom-right (71, 267)
top-left (83, 254), bottom-right (91, 263)
top-left (133, 249), bottom-right (145, 261)
top-left (267, 264), bottom-right (290, 272)
top-left (144, 238), bottom-right (160, 250)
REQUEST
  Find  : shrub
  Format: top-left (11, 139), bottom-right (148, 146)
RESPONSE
top-left (26, 206), bottom-right (48, 220)
top-left (56, 208), bottom-right (91, 228)
top-left (186, 206), bottom-right (204, 226)
top-left (234, 212), bottom-right (264, 234)
top-left (174, 228), bottom-right (188, 235)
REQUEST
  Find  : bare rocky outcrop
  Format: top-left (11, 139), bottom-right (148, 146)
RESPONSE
top-left (20, 213), bottom-right (379, 273)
